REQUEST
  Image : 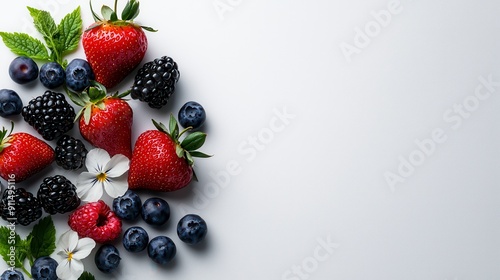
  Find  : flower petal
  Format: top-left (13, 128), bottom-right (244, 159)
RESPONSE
top-left (85, 148), bottom-right (110, 173)
top-left (76, 172), bottom-right (97, 195)
top-left (80, 183), bottom-right (103, 202)
top-left (105, 154), bottom-right (130, 178)
top-left (69, 259), bottom-right (84, 280)
top-left (60, 230), bottom-right (79, 253)
top-left (72, 237), bottom-right (96, 259)
top-left (104, 175), bottom-right (129, 198)
top-left (54, 250), bottom-right (67, 264)
top-left (76, 172), bottom-right (101, 202)
top-left (56, 259), bottom-right (72, 280)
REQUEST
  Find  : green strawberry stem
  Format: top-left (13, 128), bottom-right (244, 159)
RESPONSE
top-left (64, 81), bottom-right (130, 125)
top-left (0, 122), bottom-right (14, 153)
top-left (89, 0), bottom-right (157, 31)
top-left (152, 115), bottom-right (212, 167)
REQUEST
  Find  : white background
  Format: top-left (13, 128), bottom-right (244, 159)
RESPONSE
top-left (0, 0), bottom-right (499, 279)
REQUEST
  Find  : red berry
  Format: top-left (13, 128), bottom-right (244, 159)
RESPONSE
top-left (0, 125), bottom-right (55, 182)
top-left (82, 0), bottom-right (153, 89)
top-left (68, 200), bottom-right (122, 243)
top-left (79, 97), bottom-right (133, 159)
top-left (128, 116), bottom-right (211, 192)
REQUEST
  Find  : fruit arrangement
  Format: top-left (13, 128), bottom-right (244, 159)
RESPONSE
top-left (0, 1), bottom-right (211, 279)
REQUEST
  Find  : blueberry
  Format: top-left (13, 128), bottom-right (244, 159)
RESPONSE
top-left (112, 190), bottom-right (142, 221)
top-left (1, 269), bottom-right (24, 280)
top-left (123, 226), bottom-right (149, 253)
top-left (147, 236), bottom-right (176, 265)
top-left (141, 197), bottom-right (170, 226)
top-left (95, 244), bottom-right (121, 273)
top-left (0, 89), bottom-right (22, 117)
top-left (177, 214), bottom-right (208, 245)
top-left (178, 101), bottom-right (206, 130)
top-left (39, 62), bottom-right (65, 89)
top-left (31, 256), bottom-right (57, 280)
top-left (65, 58), bottom-right (94, 92)
top-left (9, 56), bottom-right (38, 84)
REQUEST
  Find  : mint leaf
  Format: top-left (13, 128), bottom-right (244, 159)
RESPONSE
top-left (27, 7), bottom-right (58, 39)
top-left (78, 271), bottom-right (96, 280)
top-left (28, 216), bottom-right (56, 259)
top-left (0, 227), bottom-right (12, 264)
top-left (15, 238), bottom-right (29, 268)
top-left (57, 6), bottom-right (82, 55)
top-left (27, 7), bottom-right (61, 63)
top-left (0, 225), bottom-right (26, 268)
top-left (0, 32), bottom-right (50, 60)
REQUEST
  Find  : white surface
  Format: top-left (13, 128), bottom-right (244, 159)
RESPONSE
top-left (0, 0), bottom-right (499, 279)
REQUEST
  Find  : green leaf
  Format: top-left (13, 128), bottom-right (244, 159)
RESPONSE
top-left (152, 119), bottom-right (168, 135)
top-left (27, 7), bottom-right (58, 39)
top-left (185, 151), bottom-right (194, 166)
top-left (121, 0), bottom-right (140, 20)
top-left (101, 5), bottom-right (117, 21)
top-left (169, 114), bottom-right (179, 139)
top-left (0, 227), bottom-right (12, 264)
top-left (0, 32), bottom-right (50, 60)
top-left (176, 144), bottom-right (185, 158)
top-left (89, 0), bottom-right (102, 22)
top-left (57, 6), bottom-right (82, 55)
top-left (88, 86), bottom-right (106, 101)
top-left (79, 271), bottom-right (96, 280)
top-left (189, 151), bottom-right (212, 158)
top-left (15, 238), bottom-right (29, 268)
top-left (29, 216), bottom-right (56, 259)
top-left (83, 105), bottom-right (92, 125)
top-left (0, 226), bottom-right (26, 268)
top-left (181, 132), bottom-right (207, 151)
top-left (121, 0), bottom-right (134, 20)
top-left (141, 25), bottom-right (157, 32)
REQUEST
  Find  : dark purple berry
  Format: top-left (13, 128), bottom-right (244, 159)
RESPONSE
top-left (9, 56), bottom-right (38, 84)
top-left (39, 62), bottom-right (65, 89)
top-left (0, 89), bottom-right (22, 117)
top-left (178, 101), bottom-right (206, 130)
top-left (65, 59), bottom-right (94, 92)
top-left (177, 214), bottom-right (208, 245)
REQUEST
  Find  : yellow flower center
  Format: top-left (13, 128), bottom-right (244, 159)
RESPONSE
top-left (96, 172), bottom-right (107, 182)
top-left (67, 252), bottom-right (73, 261)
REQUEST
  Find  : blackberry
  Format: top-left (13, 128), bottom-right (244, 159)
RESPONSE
top-left (131, 56), bottom-right (180, 109)
top-left (0, 187), bottom-right (42, 226)
top-left (22, 90), bottom-right (76, 141)
top-left (55, 135), bottom-right (88, 170)
top-left (37, 175), bottom-right (81, 215)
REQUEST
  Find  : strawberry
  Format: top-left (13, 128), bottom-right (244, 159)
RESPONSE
top-left (68, 200), bottom-right (122, 243)
top-left (69, 82), bottom-right (133, 158)
top-left (128, 115), bottom-right (211, 192)
top-left (82, 0), bottom-right (156, 89)
top-left (0, 123), bottom-right (54, 182)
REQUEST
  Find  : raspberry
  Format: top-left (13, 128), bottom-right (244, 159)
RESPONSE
top-left (68, 200), bottom-right (122, 243)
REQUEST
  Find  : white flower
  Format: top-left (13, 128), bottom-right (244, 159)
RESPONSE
top-left (76, 148), bottom-right (129, 202)
top-left (54, 230), bottom-right (96, 280)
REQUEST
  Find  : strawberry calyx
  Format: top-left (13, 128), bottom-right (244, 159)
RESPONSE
top-left (0, 122), bottom-right (14, 153)
top-left (89, 0), bottom-right (157, 32)
top-left (69, 81), bottom-right (130, 125)
top-left (152, 115), bottom-right (212, 167)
